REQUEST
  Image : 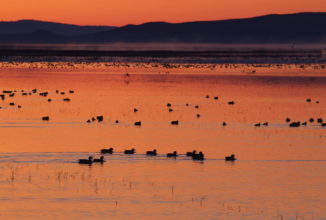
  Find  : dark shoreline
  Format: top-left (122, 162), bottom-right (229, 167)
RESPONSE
top-left (0, 49), bottom-right (323, 58)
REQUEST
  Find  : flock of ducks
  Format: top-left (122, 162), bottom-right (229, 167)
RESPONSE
top-left (78, 148), bottom-right (237, 164)
top-left (0, 89), bottom-right (74, 114)
top-left (1, 88), bottom-right (324, 128)
top-left (1, 85), bottom-right (323, 167)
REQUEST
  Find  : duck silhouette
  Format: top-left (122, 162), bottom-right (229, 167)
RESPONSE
top-left (134, 121), bottom-right (141, 126)
top-left (93, 156), bottom-right (105, 163)
top-left (124, 148), bottom-right (135, 154)
top-left (192, 152), bottom-right (205, 160)
top-left (78, 156), bottom-right (93, 165)
top-left (186, 150), bottom-right (196, 157)
top-left (101, 148), bottom-right (113, 154)
top-left (225, 154), bottom-right (237, 161)
top-left (146, 149), bottom-right (157, 156)
top-left (167, 151), bottom-right (178, 157)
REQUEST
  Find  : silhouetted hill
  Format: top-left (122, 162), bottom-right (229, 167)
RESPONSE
top-left (0, 20), bottom-right (115, 35)
top-left (0, 13), bottom-right (325, 44)
top-left (88, 12), bottom-right (326, 43)
top-left (0, 30), bottom-right (70, 43)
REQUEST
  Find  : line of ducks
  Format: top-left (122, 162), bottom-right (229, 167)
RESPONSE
top-left (78, 148), bottom-right (237, 164)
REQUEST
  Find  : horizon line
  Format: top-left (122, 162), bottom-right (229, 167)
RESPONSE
top-left (0, 11), bottom-right (324, 27)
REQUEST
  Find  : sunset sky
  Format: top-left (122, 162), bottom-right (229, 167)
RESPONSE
top-left (1, 0), bottom-right (325, 26)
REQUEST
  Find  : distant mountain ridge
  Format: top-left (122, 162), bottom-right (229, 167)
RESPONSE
top-left (0, 12), bottom-right (325, 44)
top-left (0, 20), bottom-right (115, 35)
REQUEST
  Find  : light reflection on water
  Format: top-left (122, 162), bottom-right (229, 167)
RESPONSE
top-left (0, 152), bottom-right (325, 219)
top-left (0, 65), bottom-right (325, 219)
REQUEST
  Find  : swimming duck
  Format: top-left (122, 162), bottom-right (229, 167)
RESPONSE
top-left (289, 122), bottom-right (300, 127)
top-left (186, 150), bottom-right (196, 157)
top-left (134, 121), bottom-right (141, 126)
top-left (192, 152), bottom-right (205, 160)
top-left (101, 148), bottom-right (113, 154)
top-left (96, 116), bottom-right (104, 122)
top-left (146, 149), bottom-right (157, 156)
top-left (93, 156), bottom-right (105, 163)
top-left (78, 156), bottom-right (93, 164)
top-left (124, 148), bottom-right (135, 154)
top-left (225, 154), bottom-right (237, 161)
top-left (167, 151), bottom-right (178, 157)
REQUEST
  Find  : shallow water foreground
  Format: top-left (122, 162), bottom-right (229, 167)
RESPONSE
top-left (0, 64), bottom-right (325, 219)
top-left (0, 153), bottom-right (325, 220)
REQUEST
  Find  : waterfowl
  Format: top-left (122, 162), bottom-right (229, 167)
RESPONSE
top-left (205, 95), bottom-right (210, 98)
top-left (79, 156), bottom-right (93, 165)
top-left (254, 123), bottom-right (261, 127)
top-left (167, 103), bottom-right (171, 107)
top-left (171, 120), bottom-right (179, 125)
top-left (228, 101), bottom-right (235, 105)
top-left (134, 108), bottom-right (138, 113)
top-left (192, 152), bottom-right (205, 160)
top-left (42, 116), bottom-right (50, 121)
top-left (196, 114), bottom-right (200, 118)
top-left (289, 122), bottom-right (300, 127)
top-left (63, 98), bottom-right (71, 102)
top-left (222, 122), bottom-right (227, 126)
top-left (195, 105), bottom-right (199, 109)
top-left (69, 90), bottom-right (75, 94)
top-left (262, 122), bottom-right (268, 126)
top-left (124, 148), bottom-right (135, 154)
top-left (167, 151), bottom-right (178, 157)
top-left (322, 123), bottom-right (326, 127)
top-left (286, 118), bottom-right (291, 123)
top-left (168, 108), bottom-right (173, 112)
top-left (317, 118), bottom-right (323, 123)
top-left (9, 102), bottom-right (15, 106)
top-left (186, 150), bottom-right (196, 157)
top-left (134, 121), bottom-right (141, 126)
top-left (93, 156), bottom-right (105, 163)
top-left (115, 120), bottom-right (119, 123)
top-left (306, 98), bottom-right (311, 102)
top-left (309, 118), bottom-right (314, 123)
top-left (225, 154), bottom-right (236, 161)
top-left (39, 92), bottom-right (48, 97)
top-left (101, 148), bottom-right (113, 154)
top-left (97, 116), bottom-right (104, 122)
top-left (47, 99), bottom-right (52, 102)
top-left (302, 122), bottom-right (307, 126)
top-left (146, 149), bottom-right (157, 156)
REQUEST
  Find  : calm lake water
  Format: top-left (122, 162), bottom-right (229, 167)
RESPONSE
top-left (0, 64), bottom-right (325, 219)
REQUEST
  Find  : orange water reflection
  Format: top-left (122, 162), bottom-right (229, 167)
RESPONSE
top-left (0, 64), bottom-right (325, 219)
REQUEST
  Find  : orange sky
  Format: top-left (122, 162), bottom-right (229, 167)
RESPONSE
top-left (0, 0), bottom-right (325, 26)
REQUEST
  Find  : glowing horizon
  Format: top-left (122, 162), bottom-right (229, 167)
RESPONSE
top-left (0, 0), bottom-right (325, 26)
